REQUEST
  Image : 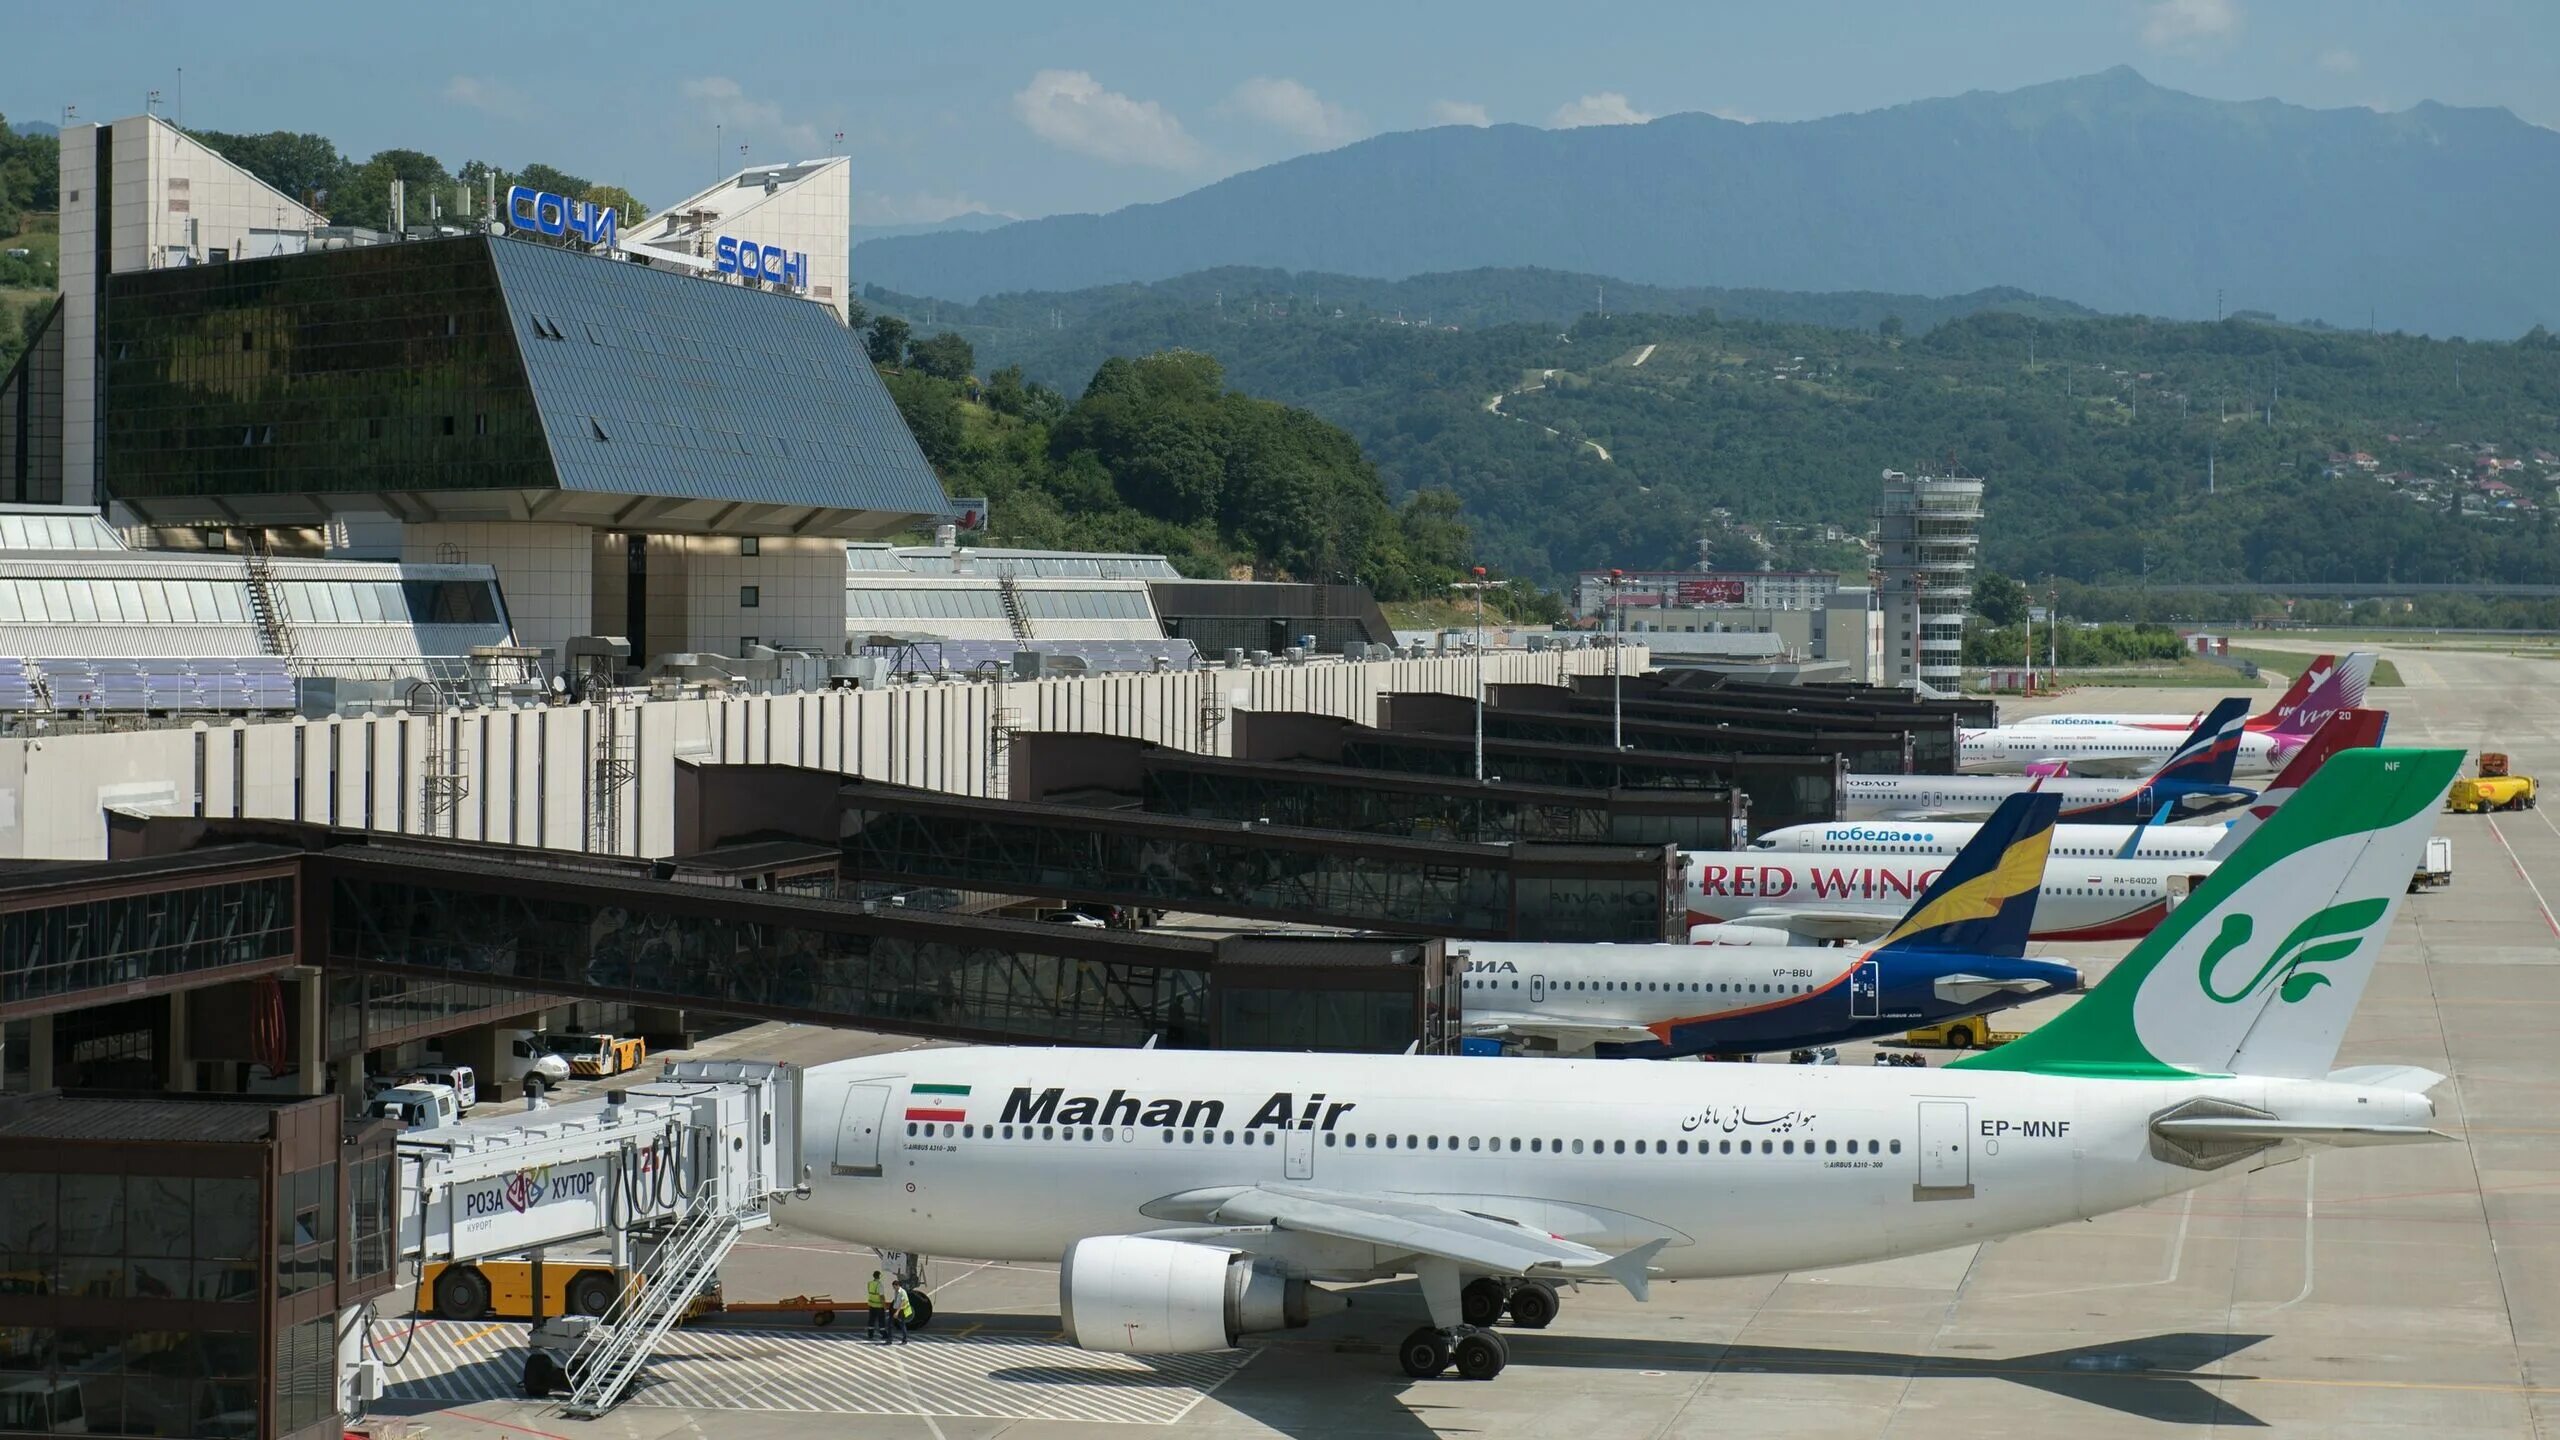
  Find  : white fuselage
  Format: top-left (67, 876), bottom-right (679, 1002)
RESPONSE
top-left (1685, 851), bottom-right (2200, 941)
top-left (1841, 772), bottom-right (2236, 823)
top-left (1960, 723), bottom-right (2284, 778)
top-left (786, 1048), bottom-right (2428, 1280)
top-left (1750, 818), bottom-right (2226, 862)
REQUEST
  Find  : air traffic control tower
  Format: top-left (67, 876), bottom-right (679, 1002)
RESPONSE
top-left (5, 114), bottom-right (948, 665)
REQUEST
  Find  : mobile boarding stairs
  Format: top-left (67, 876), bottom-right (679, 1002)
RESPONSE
top-left (391, 1059), bottom-right (803, 1416)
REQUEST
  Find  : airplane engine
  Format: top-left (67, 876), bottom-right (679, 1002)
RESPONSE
top-left (1688, 922), bottom-right (1816, 948)
top-left (1059, 1236), bottom-right (1326, 1353)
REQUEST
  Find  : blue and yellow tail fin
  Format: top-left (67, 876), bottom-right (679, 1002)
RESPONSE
top-left (1870, 790), bottom-right (2060, 958)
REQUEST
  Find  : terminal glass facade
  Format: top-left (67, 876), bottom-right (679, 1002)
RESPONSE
top-left (0, 298), bottom-right (65, 504)
top-left (1139, 766), bottom-right (1741, 850)
top-left (103, 239), bottom-right (552, 500)
top-left (1482, 711), bottom-right (1906, 775)
top-left (1339, 739), bottom-right (1838, 830)
top-left (0, 875), bottom-right (297, 1011)
top-left (326, 871), bottom-right (1214, 1046)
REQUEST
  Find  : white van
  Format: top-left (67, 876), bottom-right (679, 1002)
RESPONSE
top-left (365, 1081), bottom-right (460, 1131)
top-left (407, 1064), bottom-right (479, 1113)
top-left (500, 1029), bottom-right (575, 1094)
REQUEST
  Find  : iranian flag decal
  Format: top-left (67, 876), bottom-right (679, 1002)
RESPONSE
top-left (906, 1082), bottom-right (969, 1122)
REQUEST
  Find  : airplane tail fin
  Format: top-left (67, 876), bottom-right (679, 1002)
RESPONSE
top-left (2208, 708), bottom-right (2389, 859)
top-left (1953, 746), bottom-right (2459, 1081)
top-left (2150, 697), bottom-right (2250, 787)
top-left (2248, 653), bottom-right (2333, 730)
top-left (1867, 790), bottom-right (2061, 959)
top-left (2269, 651), bottom-right (2379, 738)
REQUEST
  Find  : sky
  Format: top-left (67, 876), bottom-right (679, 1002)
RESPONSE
top-left (5, 0), bottom-right (2553, 228)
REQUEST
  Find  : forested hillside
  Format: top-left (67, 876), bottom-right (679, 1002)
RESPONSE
top-left (882, 271), bottom-right (2560, 588)
top-left (863, 322), bottom-right (1476, 602)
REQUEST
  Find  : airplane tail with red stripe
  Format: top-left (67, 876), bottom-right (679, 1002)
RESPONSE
top-left (2209, 707), bottom-right (2388, 858)
top-left (2266, 652), bottom-right (2378, 738)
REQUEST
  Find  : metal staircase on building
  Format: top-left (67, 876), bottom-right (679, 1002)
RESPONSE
top-left (241, 532), bottom-right (298, 661)
top-left (996, 573), bottom-right (1034, 641)
top-left (562, 1183), bottom-right (749, 1417)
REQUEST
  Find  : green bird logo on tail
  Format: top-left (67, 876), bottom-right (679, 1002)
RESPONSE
top-left (2197, 899), bottom-right (2389, 1006)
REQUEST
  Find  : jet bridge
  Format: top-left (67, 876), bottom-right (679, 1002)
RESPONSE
top-left (391, 1059), bottom-right (801, 1414)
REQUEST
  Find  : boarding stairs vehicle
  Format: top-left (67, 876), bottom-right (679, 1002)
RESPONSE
top-left (385, 1059), bottom-right (800, 1416)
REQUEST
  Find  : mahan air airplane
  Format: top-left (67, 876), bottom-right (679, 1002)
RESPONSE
top-left (786, 745), bottom-right (2457, 1382)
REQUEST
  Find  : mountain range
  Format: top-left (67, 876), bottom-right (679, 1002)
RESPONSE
top-left (854, 68), bottom-right (2560, 339)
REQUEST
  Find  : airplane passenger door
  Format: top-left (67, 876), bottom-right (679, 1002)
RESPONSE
top-left (1529, 973), bottom-right (1546, 1004)
top-left (2132, 785), bottom-right (2159, 820)
top-left (831, 1083), bottom-right (891, 1177)
top-left (1284, 1126), bottom-right (1315, 1181)
top-left (1849, 961), bottom-right (1880, 1019)
top-left (1913, 1100), bottom-right (1973, 1200)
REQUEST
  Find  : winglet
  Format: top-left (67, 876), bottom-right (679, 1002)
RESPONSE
top-left (1597, 1238), bottom-right (1670, 1302)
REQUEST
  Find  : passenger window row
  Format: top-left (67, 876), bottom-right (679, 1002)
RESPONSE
top-left (1462, 977), bottom-right (1818, 996)
top-left (902, 1119), bottom-right (1904, 1159)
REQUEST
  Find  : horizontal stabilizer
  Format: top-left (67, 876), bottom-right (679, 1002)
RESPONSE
top-left (2150, 1117), bottom-right (2449, 1148)
top-left (2325, 1064), bottom-right (2448, 1093)
top-left (1933, 974), bottom-right (2069, 1005)
top-left (1465, 1013), bottom-right (1662, 1048)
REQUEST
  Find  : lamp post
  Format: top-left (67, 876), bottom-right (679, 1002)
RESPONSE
top-left (1451, 567), bottom-right (1505, 781)
top-left (1609, 568), bottom-right (1626, 749)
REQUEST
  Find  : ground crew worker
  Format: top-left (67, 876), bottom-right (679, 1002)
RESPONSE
top-left (887, 1277), bottom-right (913, 1345)
top-left (867, 1271), bottom-right (888, 1343)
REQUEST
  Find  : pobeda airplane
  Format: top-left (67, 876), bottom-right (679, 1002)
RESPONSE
top-left (1458, 791), bottom-right (2078, 1055)
top-left (1754, 709), bottom-right (2387, 866)
top-left (1958, 656), bottom-right (2370, 779)
top-left (788, 746), bottom-right (2457, 1382)
top-left (1841, 697), bottom-right (2256, 825)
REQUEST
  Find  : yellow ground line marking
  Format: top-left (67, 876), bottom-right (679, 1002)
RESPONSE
top-left (457, 1322), bottom-right (506, 1346)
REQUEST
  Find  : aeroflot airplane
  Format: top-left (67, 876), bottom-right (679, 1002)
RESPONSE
top-left (1760, 710), bottom-right (2385, 865)
top-left (1959, 659), bottom-right (2369, 779)
top-left (1843, 697), bottom-right (2255, 825)
top-left (2011, 652), bottom-right (2375, 735)
top-left (1457, 793), bottom-right (2077, 1056)
top-left (788, 747), bottom-right (2459, 1382)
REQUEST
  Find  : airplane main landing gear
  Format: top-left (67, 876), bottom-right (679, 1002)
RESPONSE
top-left (1399, 1325), bottom-right (1509, 1380)
top-left (1460, 1278), bottom-right (1510, 1328)
top-left (1505, 1280), bottom-right (1559, 1329)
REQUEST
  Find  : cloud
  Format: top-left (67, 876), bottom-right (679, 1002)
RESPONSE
top-left (441, 75), bottom-right (528, 120)
top-left (2140, 0), bottom-right (2241, 54)
top-left (2317, 47), bottom-right (2360, 74)
top-left (853, 191), bottom-right (1011, 226)
top-left (1222, 77), bottom-right (1365, 146)
top-left (1012, 69), bottom-right (1205, 170)
top-left (1429, 100), bottom-right (1491, 128)
top-left (1547, 92), bottom-right (1653, 129)
top-left (681, 76), bottom-right (820, 155)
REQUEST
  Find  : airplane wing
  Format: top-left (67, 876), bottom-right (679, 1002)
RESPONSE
top-left (1203, 1184), bottom-right (1670, 1299)
top-left (1464, 1011), bottom-right (1663, 1048)
top-left (1724, 909), bottom-right (1894, 942)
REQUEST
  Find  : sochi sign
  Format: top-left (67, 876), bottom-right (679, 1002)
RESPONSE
top-left (714, 235), bottom-right (809, 293)
top-left (506, 185), bottom-right (618, 249)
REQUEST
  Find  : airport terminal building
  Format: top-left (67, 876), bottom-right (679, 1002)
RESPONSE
top-left (6, 113), bottom-right (946, 665)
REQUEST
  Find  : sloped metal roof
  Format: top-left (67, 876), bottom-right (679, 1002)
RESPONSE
top-left (485, 237), bottom-right (947, 516)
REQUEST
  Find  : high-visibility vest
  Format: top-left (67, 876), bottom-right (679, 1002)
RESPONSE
top-left (867, 1280), bottom-right (885, 1307)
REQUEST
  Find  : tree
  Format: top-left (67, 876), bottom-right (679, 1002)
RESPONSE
top-left (843, 298), bottom-right (869, 332)
top-left (983, 363), bottom-right (1029, 417)
top-left (1971, 570), bottom-right (2029, 627)
top-left (515, 162), bottom-right (591, 198)
top-left (883, 370), bottom-right (962, 471)
top-left (581, 183), bottom-right (648, 228)
top-left (906, 331), bottom-right (975, 382)
top-left (865, 315), bottom-right (911, 367)
top-left (1878, 314), bottom-right (1905, 340)
top-left (188, 129), bottom-right (348, 211)
top-left (329, 148), bottom-right (455, 230)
